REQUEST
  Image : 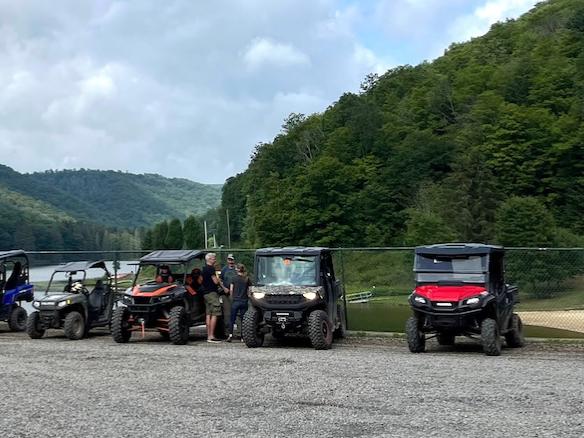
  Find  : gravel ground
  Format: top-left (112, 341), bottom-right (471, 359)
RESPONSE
top-left (1, 328), bottom-right (583, 438)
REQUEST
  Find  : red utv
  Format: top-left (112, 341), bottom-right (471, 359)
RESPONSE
top-left (406, 243), bottom-right (525, 356)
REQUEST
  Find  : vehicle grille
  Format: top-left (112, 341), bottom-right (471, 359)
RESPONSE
top-left (431, 301), bottom-right (458, 311)
top-left (264, 295), bottom-right (303, 305)
top-left (132, 297), bottom-right (152, 305)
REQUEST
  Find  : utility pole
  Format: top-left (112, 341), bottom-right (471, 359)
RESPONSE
top-left (204, 221), bottom-right (208, 249)
top-left (226, 209), bottom-right (231, 248)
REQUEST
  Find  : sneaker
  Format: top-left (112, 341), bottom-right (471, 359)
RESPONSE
top-left (226, 334), bottom-right (233, 343)
top-left (207, 338), bottom-right (221, 343)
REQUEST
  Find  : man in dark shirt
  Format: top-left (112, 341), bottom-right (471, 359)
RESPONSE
top-left (220, 254), bottom-right (237, 335)
top-left (201, 253), bottom-right (222, 343)
top-left (228, 263), bottom-right (252, 341)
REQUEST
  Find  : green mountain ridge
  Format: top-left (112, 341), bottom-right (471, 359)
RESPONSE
top-left (0, 165), bottom-right (222, 250)
top-left (31, 169), bottom-right (222, 228)
top-left (220, 0), bottom-right (584, 248)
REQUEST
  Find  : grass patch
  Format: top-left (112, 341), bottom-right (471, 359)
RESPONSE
top-left (518, 287), bottom-right (584, 311)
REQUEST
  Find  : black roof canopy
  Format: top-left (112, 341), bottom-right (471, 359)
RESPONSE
top-left (0, 250), bottom-right (28, 262)
top-left (54, 260), bottom-right (109, 273)
top-left (415, 243), bottom-right (504, 257)
top-left (256, 247), bottom-right (330, 256)
top-left (139, 250), bottom-right (206, 264)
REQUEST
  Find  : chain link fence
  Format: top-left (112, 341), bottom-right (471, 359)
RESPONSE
top-left (25, 247), bottom-right (584, 338)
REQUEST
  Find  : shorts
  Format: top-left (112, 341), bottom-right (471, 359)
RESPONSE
top-left (204, 292), bottom-right (222, 316)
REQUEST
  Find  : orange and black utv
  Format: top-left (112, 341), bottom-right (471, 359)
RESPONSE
top-left (112, 250), bottom-right (223, 345)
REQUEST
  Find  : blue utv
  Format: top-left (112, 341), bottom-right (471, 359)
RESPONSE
top-left (0, 250), bottom-right (34, 331)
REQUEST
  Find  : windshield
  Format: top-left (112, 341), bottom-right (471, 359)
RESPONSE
top-left (134, 263), bottom-right (186, 286)
top-left (416, 272), bottom-right (486, 284)
top-left (415, 254), bottom-right (487, 272)
top-left (415, 254), bottom-right (487, 284)
top-left (46, 268), bottom-right (109, 294)
top-left (256, 255), bottom-right (317, 286)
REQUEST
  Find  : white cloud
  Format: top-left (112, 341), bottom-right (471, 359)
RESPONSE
top-left (0, 0), bottom-right (539, 183)
top-left (450, 0), bottom-right (539, 42)
top-left (243, 37), bottom-right (311, 70)
top-left (0, 0), bottom-right (387, 183)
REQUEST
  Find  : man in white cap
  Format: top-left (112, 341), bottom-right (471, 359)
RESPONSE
top-left (220, 254), bottom-right (237, 340)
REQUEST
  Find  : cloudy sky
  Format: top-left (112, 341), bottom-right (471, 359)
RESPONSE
top-left (0, 0), bottom-right (539, 184)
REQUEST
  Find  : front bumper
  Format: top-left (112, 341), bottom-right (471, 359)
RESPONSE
top-left (410, 295), bottom-right (494, 331)
top-left (263, 310), bottom-right (304, 325)
top-left (38, 310), bottom-right (62, 329)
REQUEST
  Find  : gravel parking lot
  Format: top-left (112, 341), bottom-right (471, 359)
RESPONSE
top-left (1, 329), bottom-right (583, 438)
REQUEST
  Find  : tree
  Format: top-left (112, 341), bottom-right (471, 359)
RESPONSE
top-left (153, 221), bottom-right (168, 249)
top-left (403, 209), bottom-right (457, 246)
top-left (495, 197), bottom-right (555, 246)
top-left (183, 215), bottom-right (203, 249)
top-left (495, 197), bottom-right (576, 298)
top-left (166, 219), bottom-right (184, 249)
top-left (141, 230), bottom-right (154, 250)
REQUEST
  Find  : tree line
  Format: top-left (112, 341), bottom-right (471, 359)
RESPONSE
top-left (141, 215), bottom-right (206, 250)
top-left (219, 0), bottom-right (584, 251)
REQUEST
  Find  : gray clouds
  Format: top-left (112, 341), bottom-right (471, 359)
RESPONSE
top-left (0, 0), bottom-right (537, 183)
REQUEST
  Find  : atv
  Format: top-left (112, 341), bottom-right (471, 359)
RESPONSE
top-left (0, 250), bottom-right (34, 331)
top-left (406, 243), bottom-right (525, 356)
top-left (243, 247), bottom-right (346, 350)
top-left (113, 250), bottom-right (220, 345)
top-left (27, 261), bottom-right (115, 340)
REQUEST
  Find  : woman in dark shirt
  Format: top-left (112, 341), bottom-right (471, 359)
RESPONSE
top-left (228, 264), bottom-right (252, 341)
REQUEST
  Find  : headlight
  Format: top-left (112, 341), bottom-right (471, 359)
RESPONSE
top-left (33, 300), bottom-right (40, 307)
top-left (303, 292), bottom-right (318, 300)
top-left (465, 291), bottom-right (488, 305)
top-left (160, 295), bottom-right (172, 302)
top-left (414, 295), bottom-right (426, 304)
top-left (122, 295), bottom-right (132, 304)
top-left (57, 300), bottom-right (68, 308)
top-left (252, 292), bottom-right (265, 299)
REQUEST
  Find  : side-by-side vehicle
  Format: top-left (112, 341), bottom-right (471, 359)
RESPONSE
top-left (0, 250), bottom-right (34, 331)
top-left (243, 247), bottom-right (346, 350)
top-left (27, 261), bottom-right (115, 340)
top-left (112, 250), bottom-right (224, 345)
top-left (406, 243), bottom-right (525, 356)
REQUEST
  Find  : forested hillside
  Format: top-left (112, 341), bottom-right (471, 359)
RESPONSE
top-left (33, 169), bottom-right (221, 228)
top-left (0, 165), bottom-right (221, 250)
top-left (221, 0), bottom-right (584, 248)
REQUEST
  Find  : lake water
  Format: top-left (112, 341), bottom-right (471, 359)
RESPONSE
top-left (347, 301), bottom-right (584, 339)
top-left (29, 261), bottom-right (138, 283)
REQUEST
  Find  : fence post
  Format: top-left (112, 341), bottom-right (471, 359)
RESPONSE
top-left (113, 251), bottom-right (119, 295)
top-left (340, 248), bottom-right (349, 331)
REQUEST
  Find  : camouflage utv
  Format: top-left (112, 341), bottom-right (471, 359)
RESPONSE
top-left (243, 247), bottom-right (346, 350)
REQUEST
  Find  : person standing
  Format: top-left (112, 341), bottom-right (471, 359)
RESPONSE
top-left (220, 254), bottom-right (237, 335)
top-left (201, 253), bottom-right (222, 343)
top-left (227, 263), bottom-right (252, 342)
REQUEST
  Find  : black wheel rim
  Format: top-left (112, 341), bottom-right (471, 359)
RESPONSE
top-left (17, 312), bottom-right (26, 325)
top-left (322, 321), bottom-right (328, 338)
top-left (74, 318), bottom-right (83, 336)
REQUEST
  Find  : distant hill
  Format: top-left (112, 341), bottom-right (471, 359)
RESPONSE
top-left (0, 165), bottom-right (222, 250)
top-left (31, 169), bottom-right (222, 228)
top-left (222, 0), bottom-right (584, 247)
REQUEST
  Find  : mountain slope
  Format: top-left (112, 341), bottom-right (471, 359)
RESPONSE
top-left (0, 165), bottom-right (222, 250)
top-left (31, 169), bottom-right (222, 228)
top-left (221, 0), bottom-right (584, 247)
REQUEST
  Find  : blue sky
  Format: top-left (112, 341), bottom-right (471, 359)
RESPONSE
top-left (0, 0), bottom-right (540, 183)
